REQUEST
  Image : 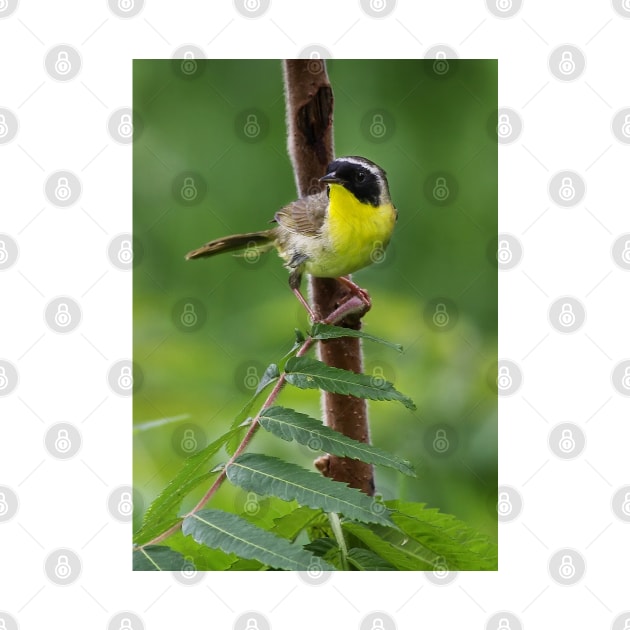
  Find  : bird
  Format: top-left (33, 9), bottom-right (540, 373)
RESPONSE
top-left (185, 156), bottom-right (397, 321)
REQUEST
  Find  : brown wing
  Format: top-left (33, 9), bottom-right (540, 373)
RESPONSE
top-left (273, 192), bottom-right (328, 237)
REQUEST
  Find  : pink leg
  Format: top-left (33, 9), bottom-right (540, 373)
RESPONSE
top-left (336, 276), bottom-right (372, 310)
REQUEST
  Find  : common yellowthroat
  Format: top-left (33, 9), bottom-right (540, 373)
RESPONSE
top-left (186, 156), bottom-right (397, 320)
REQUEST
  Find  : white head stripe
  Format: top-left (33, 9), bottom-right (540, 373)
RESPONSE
top-left (336, 156), bottom-right (383, 178)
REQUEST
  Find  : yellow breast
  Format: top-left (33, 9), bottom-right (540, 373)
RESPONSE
top-left (305, 183), bottom-right (396, 278)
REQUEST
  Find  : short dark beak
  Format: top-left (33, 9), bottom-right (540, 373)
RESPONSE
top-left (319, 172), bottom-right (341, 184)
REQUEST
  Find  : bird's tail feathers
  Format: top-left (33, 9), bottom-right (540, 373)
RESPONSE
top-left (185, 230), bottom-right (275, 260)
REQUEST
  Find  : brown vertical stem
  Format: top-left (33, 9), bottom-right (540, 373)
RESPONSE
top-left (282, 60), bottom-right (375, 496)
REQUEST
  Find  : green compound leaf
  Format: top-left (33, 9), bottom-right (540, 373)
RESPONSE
top-left (310, 323), bottom-right (403, 352)
top-left (284, 356), bottom-right (416, 410)
top-left (226, 453), bottom-right (393, 526)
top-left (134, 429), bottom-right (238, 545)
top-left (182, 508), bottom-right (334, 572)
top-left (347, 548), bottom-right (397, 571)
top-left (259, 406), bottom-right (415, 476)
top-left (133, 545), bottom-right (190, 571)
top-left (343, 500), bottom-right (498, 571)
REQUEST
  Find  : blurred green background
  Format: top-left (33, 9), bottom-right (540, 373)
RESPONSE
top-left (133, 59), bottom-right (498, 543)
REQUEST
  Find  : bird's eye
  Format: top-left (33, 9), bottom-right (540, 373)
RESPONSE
top-left (355, 170), bottom-right (366, 183)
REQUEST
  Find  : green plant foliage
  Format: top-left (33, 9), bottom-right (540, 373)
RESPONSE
top-left (134, 429), bottom-right (238, 545)
top-left (133, 545), bottom-right (189, 571)
top-left (268, 505), bottom-right (322, 540)
top-left (347, 548), bottom-right (397, 571)
top-left (259, 406), bottom-right (415, 476)
top-left (182, 509), bottom-right (335, 571)
top-left (343, 499), bottom-right (498, 571)
top-left (284, 356), bottom-right (416, 410)
top-left (310, 323), bottom-right (403, 352)
top-left (227, 453), bottom-right (393, 526)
